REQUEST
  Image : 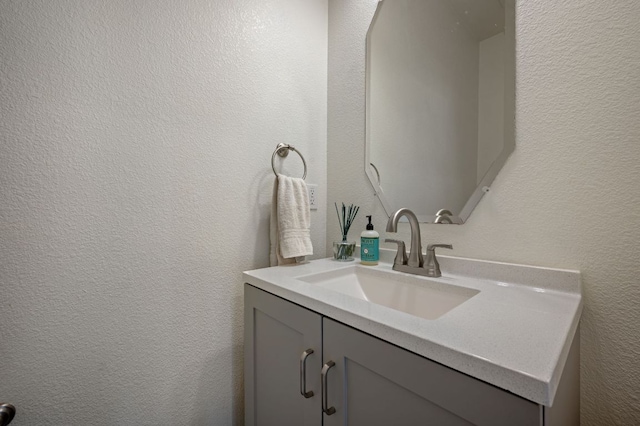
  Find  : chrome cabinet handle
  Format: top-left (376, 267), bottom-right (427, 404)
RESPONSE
top-left (0, 404), bottom-right (16, 426)
top-left (321, 361), bottom-right (336, 415)
top-left (299, 348), bottom-right (314, 398)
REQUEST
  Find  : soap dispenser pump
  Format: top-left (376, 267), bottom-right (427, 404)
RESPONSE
top-left (360, 215), bottom-right (379, 265)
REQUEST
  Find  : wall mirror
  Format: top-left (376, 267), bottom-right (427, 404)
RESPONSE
top-left (365, 0), bottom-right (515, 223)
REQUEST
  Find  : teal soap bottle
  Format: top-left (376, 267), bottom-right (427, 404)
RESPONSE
top-left (360, 215), bottom-right (379, 265)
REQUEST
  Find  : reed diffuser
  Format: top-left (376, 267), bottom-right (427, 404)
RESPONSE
top-left (333, 202), bottom-right (359, 261)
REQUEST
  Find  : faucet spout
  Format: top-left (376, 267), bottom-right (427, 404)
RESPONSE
top-left (386, 208), bottom-right (423, 268)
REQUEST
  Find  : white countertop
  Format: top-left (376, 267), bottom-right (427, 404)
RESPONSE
top-left (243, 251), bottom-right (582, 406)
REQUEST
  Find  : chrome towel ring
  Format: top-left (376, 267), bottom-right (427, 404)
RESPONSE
top-left (271, 143), bottom-right (307, 180)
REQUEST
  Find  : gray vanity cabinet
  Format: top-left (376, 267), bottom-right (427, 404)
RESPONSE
top-left (245, 284), bottom-right (574, 426)
top-left (322, 317), bottom-right (540, 426)
top-left (244, 284), bottom-right (322, 426)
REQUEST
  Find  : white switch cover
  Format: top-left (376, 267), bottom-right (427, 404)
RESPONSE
top-left (307, 184), bottom-right (318, 210)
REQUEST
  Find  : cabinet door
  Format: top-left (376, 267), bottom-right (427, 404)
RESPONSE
top-left (322, 318), bottom-right (541, 426)
top-left (244, 285), bottom-right (322, 426)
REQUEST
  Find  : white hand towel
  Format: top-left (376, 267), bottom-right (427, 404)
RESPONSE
top-left (270, 175), bottom-right (313, 266)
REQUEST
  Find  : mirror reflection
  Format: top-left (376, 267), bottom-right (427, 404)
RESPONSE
top-left (365, 0), bottom-right (515, 223)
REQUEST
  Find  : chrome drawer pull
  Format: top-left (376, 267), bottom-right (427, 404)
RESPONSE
top-left (321, 361), bottom-right (336, 415)
top-left (300, 349), bottom-right (315, 398)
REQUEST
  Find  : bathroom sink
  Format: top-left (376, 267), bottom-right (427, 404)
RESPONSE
top-left (297, 265), bottom-right (479, 320)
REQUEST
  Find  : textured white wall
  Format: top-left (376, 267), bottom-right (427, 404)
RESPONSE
top-left (0, 1), bottom-right (326, 424)
top-left (328, 1), bottom-right (640, 424)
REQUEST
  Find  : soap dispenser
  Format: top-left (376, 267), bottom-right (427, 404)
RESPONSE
top-left (361, 215), bottom-right (379, 265)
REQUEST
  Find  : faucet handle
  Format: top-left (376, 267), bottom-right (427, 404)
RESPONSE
top-left (424, 244), bottom-right (453, 277)
top-left (426, 244), bottom-right (453, 252)
top-left (385, 239), bottom-right (408, 266)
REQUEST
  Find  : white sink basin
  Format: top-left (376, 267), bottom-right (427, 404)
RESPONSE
top-left (297, 265), bottom-right (479, 320)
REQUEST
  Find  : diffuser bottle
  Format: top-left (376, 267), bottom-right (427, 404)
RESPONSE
top-left (360, 215), bottom-right (379, 265)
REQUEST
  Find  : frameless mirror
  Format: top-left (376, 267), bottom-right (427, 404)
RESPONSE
top-left (365, 0), bottom-right (515, 223)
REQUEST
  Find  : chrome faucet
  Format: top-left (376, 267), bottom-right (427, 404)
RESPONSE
top-left (385, 208), bottom-right (423, 268)
top-left (385, 208), bottom-right (453, 277)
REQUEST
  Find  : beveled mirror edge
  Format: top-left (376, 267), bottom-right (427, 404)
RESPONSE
top-left (364, 0), bottom-right (516, 224)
